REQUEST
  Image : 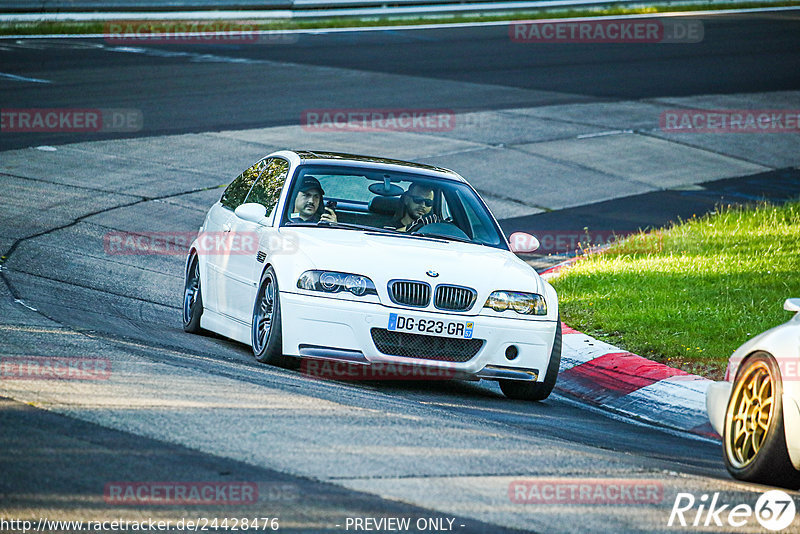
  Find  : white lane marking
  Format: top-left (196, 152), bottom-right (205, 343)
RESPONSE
top-left (103, 45), bottom-right (270, 65)
top-left (0, 72), bottom-right (52, 83)
top-left (11, 39), bottom-right (104, 50)
top-left (14, 299), bottom-right (39, 312)
top-left (0, 6), bottom-right (798, 36)
top-left (577, 129), bottom-right (633, 139)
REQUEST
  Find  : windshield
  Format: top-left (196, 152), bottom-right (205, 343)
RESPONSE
top-left (281, 164), bottom-right (507, 249)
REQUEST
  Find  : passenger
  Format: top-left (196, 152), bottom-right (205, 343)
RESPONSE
top-left (289, 176), bottom-right (337, 223)
top-left (389, 183), bottom-right (441, 232)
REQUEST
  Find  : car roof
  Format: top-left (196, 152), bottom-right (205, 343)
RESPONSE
top-left (271, 150), bottom-right (467, 183)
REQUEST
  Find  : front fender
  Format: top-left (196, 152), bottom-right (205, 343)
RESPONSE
top-left (184, 241), bottom-right (198, 274)
top-left (261, 231), bottom-right (316, 294)
top-left (541, 278), bottom-right (559, 322)
top-left (705, 381), bottom-right (732, 437)
top-left (185, 239), bottom-right (216, 313)
top-left (783, 393), bottom-right (800, 470)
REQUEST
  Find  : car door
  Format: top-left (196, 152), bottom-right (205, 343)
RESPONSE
top-left (206, 158), bottom-right (269, 315)
top-left (218, 157), bottom-right (289, 324)
top-left (198, 202), bottom-right (232, 313)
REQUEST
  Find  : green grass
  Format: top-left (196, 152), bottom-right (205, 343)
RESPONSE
top-left (552, 201), bottom-right (800, 379)
top-left (3, 1), bottom-right (800, 36)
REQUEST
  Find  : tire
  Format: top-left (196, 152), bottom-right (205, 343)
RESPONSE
top-left (500, 319), bottom-right (562, 401)
top-left (251, 266), bottom-right (285, 365)
top-left (183, 255), bottom-right (204, 333)
top-left (723, 352), bottom-right (800, 489)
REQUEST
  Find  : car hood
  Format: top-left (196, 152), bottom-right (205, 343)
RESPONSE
top-left (279, 227), bottom-right (543, 294)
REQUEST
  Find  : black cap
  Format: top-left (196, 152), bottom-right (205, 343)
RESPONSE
top-left (298, 176), bottom-right (324, 195)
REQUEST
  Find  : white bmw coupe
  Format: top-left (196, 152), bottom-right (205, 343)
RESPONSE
top-left (183, 150), bottom-right (561, 401)
top-left (706, 298), bottom-right (800, 488)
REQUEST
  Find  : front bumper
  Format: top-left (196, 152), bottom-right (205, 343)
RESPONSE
top-left (280, 291), bottom-right (558, 381)
top-left (705, 381), bottom-right (732, 437)
top-left (783, 392), bottom-right (800, 470)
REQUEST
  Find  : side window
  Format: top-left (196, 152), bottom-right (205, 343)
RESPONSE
top-left (220, 158), bottom-right (268, 211)
top-left (244, 158), bottom-right (289, 216)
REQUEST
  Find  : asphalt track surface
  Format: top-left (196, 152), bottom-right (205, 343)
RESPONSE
top-left (1, 11), bottom-right (800, 534)
top-left (1, 11), bottom-right (800, 151)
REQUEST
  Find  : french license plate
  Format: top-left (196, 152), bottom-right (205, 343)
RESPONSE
top-left (387, 313), bottom-right (474, 339)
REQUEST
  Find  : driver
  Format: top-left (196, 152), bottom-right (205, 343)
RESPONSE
top-left (389, 182), bottom-right (441, 232)
top-left (289, 176), bottom-right (337, 223)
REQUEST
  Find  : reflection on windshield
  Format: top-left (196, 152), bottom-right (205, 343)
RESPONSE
top-left (282, 165), bottom-right (506, 249)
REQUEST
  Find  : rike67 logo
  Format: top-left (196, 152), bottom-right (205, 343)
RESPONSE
top-left (668, 490), bottom-right (797, 531)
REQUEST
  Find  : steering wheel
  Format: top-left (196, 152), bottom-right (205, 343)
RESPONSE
top-left (407, 215), bottom-right (441, 234)
top-left (408, 217), bottom-right (463, 235)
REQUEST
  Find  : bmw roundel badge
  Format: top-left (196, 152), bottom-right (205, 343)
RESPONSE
top-left (426, 270), bottom-right (439, 278)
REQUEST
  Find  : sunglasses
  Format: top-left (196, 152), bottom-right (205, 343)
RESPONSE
top-left (410, 195), bottom-right (434, 207)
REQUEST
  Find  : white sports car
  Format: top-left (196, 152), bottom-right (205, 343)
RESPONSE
top-left (706, 298), bottom-right (800, 488)
top-left (183, 150), bottom-right (561, 400)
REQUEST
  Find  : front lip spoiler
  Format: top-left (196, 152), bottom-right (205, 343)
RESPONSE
top-left (476, 365), bottom-right (539, 382)
top-left (296, 346), bottom-right (540, 382)
top-left (298, 345), bottom-right (369, 364)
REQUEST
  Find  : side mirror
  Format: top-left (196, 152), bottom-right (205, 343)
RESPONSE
top-left (509, 232), bottom-right (540, 253)
top-left (784, 298), bottom-right (800, 313)
top-left (235, 203), bottom-right (268, 225)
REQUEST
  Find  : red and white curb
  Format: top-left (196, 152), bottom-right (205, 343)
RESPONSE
top-left (555, 322), bottom-right (719, 440)
top-left (538, 254), bottom-right (719, 439)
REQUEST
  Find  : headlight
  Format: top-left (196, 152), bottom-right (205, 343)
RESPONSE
top-left (484, 291), bottom-right (547, 315)
top-left (297, 270), bottom-right (377, 297)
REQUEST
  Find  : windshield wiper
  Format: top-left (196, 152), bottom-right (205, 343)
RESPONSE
top-left (311, 221), bottom-right (473, 243)
top-left (409, 232), bottom-right (473, 244)
top-left (316, 221), bottom-right (402, 234)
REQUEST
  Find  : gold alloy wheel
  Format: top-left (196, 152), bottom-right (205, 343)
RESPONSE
top-left (725, 361), bottom-right (776, 469)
